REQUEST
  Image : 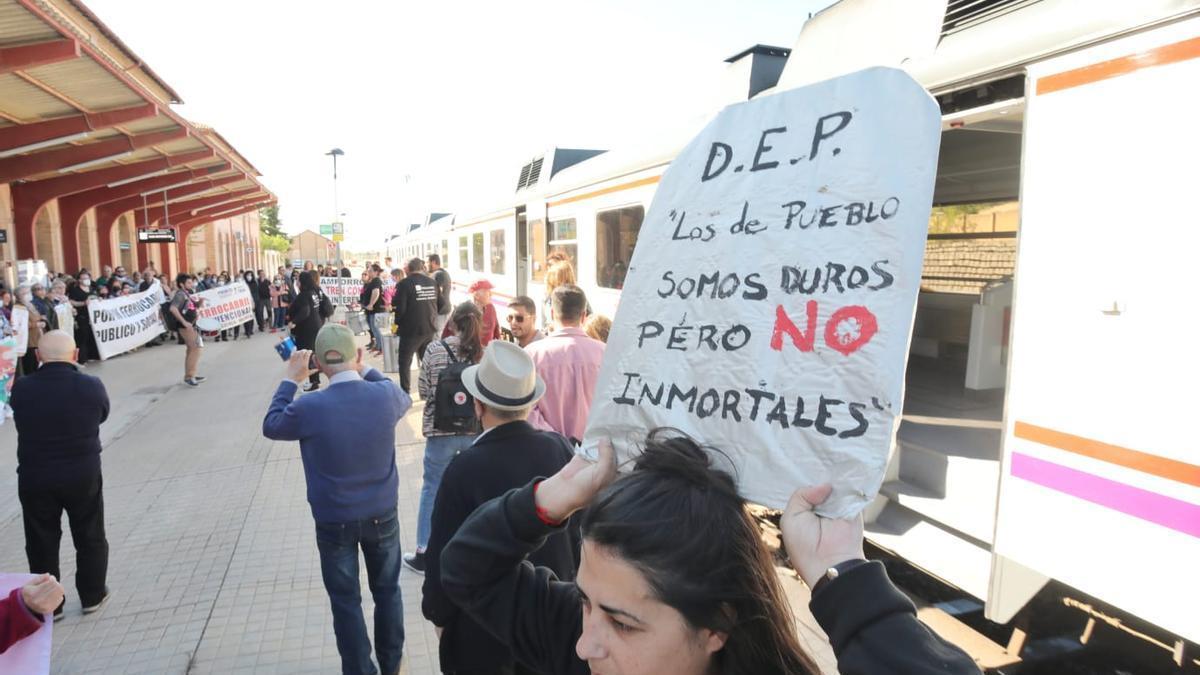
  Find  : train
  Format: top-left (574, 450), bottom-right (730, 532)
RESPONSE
top-left (388, 0), bottom-right (1200, 665)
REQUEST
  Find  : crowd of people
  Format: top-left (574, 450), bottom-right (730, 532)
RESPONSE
top-left (4, 252), bottom-right (983, 675)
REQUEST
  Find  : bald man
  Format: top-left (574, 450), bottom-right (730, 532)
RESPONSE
top-left (11, 330), bottom-right (111, 620)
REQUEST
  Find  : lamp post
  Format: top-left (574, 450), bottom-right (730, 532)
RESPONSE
top-left (326, 147), bottom-right (344, 263)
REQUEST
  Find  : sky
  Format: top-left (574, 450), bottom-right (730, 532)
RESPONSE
top-left (88, 0), bottom-right (835, 250)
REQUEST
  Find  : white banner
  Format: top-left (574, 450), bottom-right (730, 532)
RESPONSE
top-left (319, 277), bottom-right (366, 307)
top-left (11, 305), bottom-right (28, 356)
top-left (196, 283), bottom-right (256, 329)
top-left (582, 68), bottom-right (941, 516)
top-left (88, 282), bottom-right (166, 360)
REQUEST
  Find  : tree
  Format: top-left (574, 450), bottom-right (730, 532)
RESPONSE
top-left (261, 233), bottom-right (290, 253)
top-left (259, 205), bottom-right (285, 237)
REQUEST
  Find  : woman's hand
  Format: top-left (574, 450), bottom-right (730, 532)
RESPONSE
top-left (534, 438), bottom-right (618, 523)
top-left (780, 485), bottom-right (865, 588)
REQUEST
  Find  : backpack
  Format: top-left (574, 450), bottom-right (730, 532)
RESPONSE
top-left (318, 291), bottom-right (335, 319)
top-left (433, 341), bottom-right (482, 434)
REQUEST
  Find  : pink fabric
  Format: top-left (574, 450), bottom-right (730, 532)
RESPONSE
top-left (525, 327), bottom-right (606, 442)
top-left (0, 574), bottom-right (51, 673)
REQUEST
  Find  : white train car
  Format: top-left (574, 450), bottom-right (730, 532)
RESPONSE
top-left (392, 0), bottom-right (1200, 660)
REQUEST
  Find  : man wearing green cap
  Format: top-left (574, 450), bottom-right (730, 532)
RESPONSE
top-left (262, 323), bottom-right (412, 675)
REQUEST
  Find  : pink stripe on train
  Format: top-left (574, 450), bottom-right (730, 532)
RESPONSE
top-left (1010, 453), bottom-right (1200, 538)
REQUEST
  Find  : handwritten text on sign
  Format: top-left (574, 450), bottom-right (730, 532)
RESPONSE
top-left (582, 68), bottom-right (941, 517)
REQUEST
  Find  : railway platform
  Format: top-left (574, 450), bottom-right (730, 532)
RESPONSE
top-left (0, 330), bottom-right (839, 674)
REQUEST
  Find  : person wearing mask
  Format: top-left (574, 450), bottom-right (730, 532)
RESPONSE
top-left (287, 270), bottom-right (330, 392)
top-left (525, 285), bottom-right (605, 444)
top-left (391, 258), bottom-right (438, 393)
top-left (15, 286), bottom-right (49, 376)
top-left (426, 254), bottom-right (452, 337)
top-left (168, 274), bottom-right (207, 387)
top-left (262, 325), bottom-right (412, 675)
top-left (256, 270), bottom-right (272, 333)
top-left (11, 331), bottom-right (112, 621)
top-left (269, 275), bottom-right (290, 333)
top-left (66, 273), bottom-right (99, 363)
top-left (94, 265), bottom-right (112, 290)
top-left (404, 302), bottom-right (484, 574)
top-left (439, 431), bottom-right (981, 675)
top-left (421, 339), bottom-right (578, 675)
top-left (362, 265), bottom-right (385, 356)
top-left (240, 271), bottom-right (258, 339)
top-left (506, 296), bottom-right (543, 348)
top-left (216, 273), bottom-right (238, 342)
top-left (28, 284), bottom-right (57, 332)
top-left (0, 574), bottom-right (64, 650)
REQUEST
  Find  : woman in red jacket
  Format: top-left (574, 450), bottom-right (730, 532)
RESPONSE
top-left (1, 574), bottom-right (63, 654)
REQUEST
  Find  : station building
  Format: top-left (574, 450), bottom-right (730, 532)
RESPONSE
top-left (0, 0), bottom-right (274, 286)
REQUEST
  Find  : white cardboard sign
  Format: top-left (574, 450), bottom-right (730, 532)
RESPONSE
top-left (87, 282), bottom-right (166, 361)
top-left (582, 67), bottom-right (941, 516)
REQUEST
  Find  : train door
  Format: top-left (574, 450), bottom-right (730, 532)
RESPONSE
top-left (992, 18), bottom-right (1200, 644)
top-left (515, 207), bottom-right (528, 297)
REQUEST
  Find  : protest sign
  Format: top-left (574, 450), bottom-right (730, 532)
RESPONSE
top-left (0, 337), bottom-right (16, 411)
top-left (11, 304), bottom-right (29, 355)
top-left (318, 277), bottom-right (365, 307)
top-left (582, 67), bottom-right (941, 517)
top-left (88, 282), bottom-right (166, 360)
top-left (196, 282), bottom-right (256, 329)
top-left (54, 304), bottom-right (74, 336)
top-left (0, 573), bottom-right (52, 674)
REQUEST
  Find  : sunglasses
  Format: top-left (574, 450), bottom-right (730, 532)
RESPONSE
top-left (506, 314), bottom-right (526, 323)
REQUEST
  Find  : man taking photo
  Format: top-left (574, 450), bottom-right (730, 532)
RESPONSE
top-left (262, 324), bottom-right (412, 675)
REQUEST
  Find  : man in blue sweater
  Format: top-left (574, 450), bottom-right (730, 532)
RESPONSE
top-left (263, 323), bottom-right (412, 675)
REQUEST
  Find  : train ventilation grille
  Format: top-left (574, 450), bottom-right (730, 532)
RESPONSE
top-left (942, 0), bottom-right (1042, 39)
top-left (516, 156), bottom-right (544, 191)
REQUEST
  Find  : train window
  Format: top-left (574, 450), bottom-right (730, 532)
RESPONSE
top-left (441, 239), bottom-right (448, 261)
top-left (472, 232), bottom-right (484, 272)
top-left (458, 235), bottom-right (469, 270)
top-left (547, 218), bottom-right (578, 273)
top-left (595, 206), bottom-right (643, 289)
top-left (490, 229), bottom-right (505, 274)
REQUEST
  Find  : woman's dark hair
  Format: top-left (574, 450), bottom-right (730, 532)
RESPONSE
top-left (580, 429), bottom-right (819, 675)
top-left (299, 270), bottom-right (318, 292)
top-left (450, 301), bottom-right (483, 364)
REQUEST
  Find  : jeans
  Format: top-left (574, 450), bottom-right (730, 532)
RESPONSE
top-left (366, 311), bottom-right (384, 350)
top-left (19, 472), bottom-right (109, 607)
top-left (416, 435), bottom-right (476, 550)
top-left (315, 509), bottom-right (404, 675)
top-left (273, 306), bottom-right (286, 329)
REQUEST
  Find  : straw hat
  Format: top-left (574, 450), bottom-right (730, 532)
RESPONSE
top-left (461, 340), bottom-right (546, 411)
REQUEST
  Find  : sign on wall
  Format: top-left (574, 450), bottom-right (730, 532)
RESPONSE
top-left (582, 68), bottom-right (941, 517)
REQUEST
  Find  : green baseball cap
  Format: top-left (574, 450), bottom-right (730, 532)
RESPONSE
top-left (314, 323), bottom-right (357, 366)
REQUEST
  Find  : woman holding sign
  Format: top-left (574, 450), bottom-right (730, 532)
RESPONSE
top-left (439, 431), bottom-right (979, 675)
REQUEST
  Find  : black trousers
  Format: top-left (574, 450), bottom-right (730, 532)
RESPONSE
top-left (255, 299), bottom-right (270, 329)
top-left (396, 334), bottom-right (432, 393)
top-left (19, 472), bottom-right (109, 606)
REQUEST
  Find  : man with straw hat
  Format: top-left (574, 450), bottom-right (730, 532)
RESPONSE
top-left (421, 340), bottom-right (578, 675)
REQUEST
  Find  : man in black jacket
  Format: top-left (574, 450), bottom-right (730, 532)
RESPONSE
top-left (392, 257), bottom-right (438, 392)
top-left (255, 270), bottom-right (272, 332)
top-left (11, 330), bottom-right (112, 620)
top-left (422, 340), bottom-right (577, 675)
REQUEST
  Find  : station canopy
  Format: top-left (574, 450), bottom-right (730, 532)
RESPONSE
top-left (0, 0), bottom-right (273, 252)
